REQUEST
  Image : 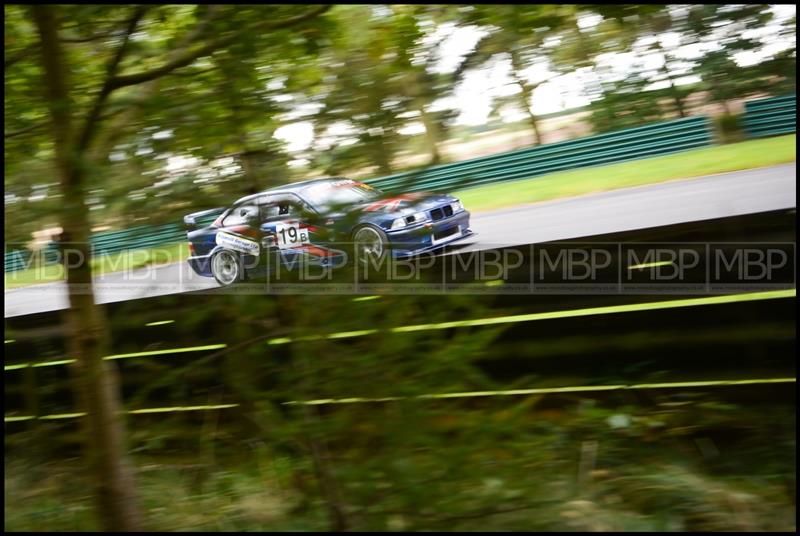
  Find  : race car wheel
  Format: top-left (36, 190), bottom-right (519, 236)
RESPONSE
top-left (211, 249), bottom-right (242, 286)
top-left (352, 225), bottom-right (388, 267)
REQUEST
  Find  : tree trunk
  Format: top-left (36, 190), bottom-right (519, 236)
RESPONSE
top-left (665, 73), bottom-right (687, 118)
top-left (217, 55), bottom-right (261, 194)
top-left (407, 72), bottom-right (443, 166)
top-left (509, 51), bottom-right (543, 146)
top-left (374, 138), bottom-right (393, 175)
top-left (515, 80), bottom-right (543, 146)
top-left (416, 99), bottom-right (442, 166)
top-left (31, 6), bottom-right (141, 531)
top-left (523, 97), bottom-right (543, 146)
top-left (655, 41), bottom-right (687, 118)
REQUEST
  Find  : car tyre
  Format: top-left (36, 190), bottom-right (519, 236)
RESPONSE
top-left (211, 249), bottom-right (243, 287)
top-left (351, 225), bottom-right (389, 269)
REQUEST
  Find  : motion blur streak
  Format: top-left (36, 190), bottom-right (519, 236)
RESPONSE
top-left (283, 377), bottom-right (797, 406)
top-left (3, 343), bottom-right (228, 370)
top-left (628, 260), bottom-right (673, 270)
top-left (144, 320), bottom-right (175, 327)
top-left (104, 344), bottom-right (227, 360)
top-left (268, 289), bottom-right (796, 343)
top-left (4, 404), bottom-right (241, 422)
top-left (390, 290), bottom-right (796, 332)
top-left (5, 378), bottom-right (794, 420)
top-left (5, 290), bottom-right (793, 371)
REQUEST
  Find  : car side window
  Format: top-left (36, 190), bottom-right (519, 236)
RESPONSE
top-left (259, 203), bottom-right (279, 221)
top-left (258, 194), bottom-right (309, 223)
top-left (222, 202), bottom-right (258, 227)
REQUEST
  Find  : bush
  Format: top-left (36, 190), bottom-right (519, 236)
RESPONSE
top-left (714, 113), bottom-right (743, 144)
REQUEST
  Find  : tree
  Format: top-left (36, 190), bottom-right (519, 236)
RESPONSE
top-left (309, 5), bottom-right (460, 176)
top-left (587, 69), bottom-right (672, 133)
top-left (588, 5), bottom-right (791, 121)
top-left (385, 5), bottom-right (460, 166)
top-left (308, 6), bottom-right (407, 176)
top-left (452, 5), bottom-right (572, 146)
top-left (20, 4), bottom-right (332, 530)
top-left (689, 6), bottom-right (794, 111)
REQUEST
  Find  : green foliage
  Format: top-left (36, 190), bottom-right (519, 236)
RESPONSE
top-left (586, 5), bottom-right (794, 130)
top-left (6, 274), bottom-right (797, 531)
top-left (714, 113), bottom-right (743, 144)
top-left (587, 71), bottom-right (673, 133)
top-left (4, 5), bottom-right (335, 236)
top-left (5, 392), bottom-right (795, 531)
top-left (308, 5), bottom-right (459, 175)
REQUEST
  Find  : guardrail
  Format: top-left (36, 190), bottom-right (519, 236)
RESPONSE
top-left (366, 115), bottom-right (712, 193)
top-left (5, 211), bottom-right (223, 273)
top-left (742, 94), bottom-right (796, 138)
top-left (2, 109), bottom-right (756, 273)
top-left (4, 249), bottom-right (31, 273)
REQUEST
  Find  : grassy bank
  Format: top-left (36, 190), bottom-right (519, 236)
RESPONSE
top-left (457, 134), bottom-right (796, 212)
top-left (4, 242), bottom-right (190, 290)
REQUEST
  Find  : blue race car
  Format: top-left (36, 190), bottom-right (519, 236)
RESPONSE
top-left (184, 177), bottom-right (473, 286)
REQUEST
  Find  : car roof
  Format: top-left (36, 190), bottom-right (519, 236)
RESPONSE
top-left (232, 177), bottom-right (355, 205)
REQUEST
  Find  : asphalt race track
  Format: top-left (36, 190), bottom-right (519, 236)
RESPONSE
top-left (4, 163), bottom-right (795, 318)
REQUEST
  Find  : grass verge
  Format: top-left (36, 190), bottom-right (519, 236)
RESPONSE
top-left (4, 242), bottom-right (190, 290)
top-left (456, 134), bottom-right (796, 212)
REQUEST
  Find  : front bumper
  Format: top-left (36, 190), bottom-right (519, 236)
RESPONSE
top-left (386, 210), bottom-right (473, 258)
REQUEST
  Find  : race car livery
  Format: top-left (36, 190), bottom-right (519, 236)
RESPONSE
top-left (184, 177), bottom-right (473, 285)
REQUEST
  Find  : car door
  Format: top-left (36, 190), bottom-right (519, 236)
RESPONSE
top-left (256, 193), bottom-right (318, 268)
top-left (214, 200), bottom-right (262, 266)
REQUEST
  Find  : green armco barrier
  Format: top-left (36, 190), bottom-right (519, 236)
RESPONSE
top-left (364, 115), bottom-right (712, 193)
top-left (5, 212), bottom-right (224, 272)
top-left (742, 94), bottom-right (796, 138)
top-left (4, 243), bottom-right (59, 273)
top-left (90, 222), bottom-right (187, 256)
top-left (5, 114), bottom-right (719, 272)
top-left (4, 249), bottom-right (31, 273)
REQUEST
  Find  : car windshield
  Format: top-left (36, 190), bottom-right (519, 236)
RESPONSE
top-left (302, 179), bottom-right (382, 210)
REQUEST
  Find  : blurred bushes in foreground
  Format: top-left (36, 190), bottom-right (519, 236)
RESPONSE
top-left (5, 292), bottom-right (796, 531)
top-left (5, 393), bottom-right (795, 531)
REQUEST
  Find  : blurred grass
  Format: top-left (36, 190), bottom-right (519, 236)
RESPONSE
top-left (4, 242), bottom-right (190, 290)
top-left (457, 134), bottom-right (796, 212)
top-left (4, 445), bottom-right (794, 532)
top-left (4, 397), bottom-right (795, 532)
top-left (3, 458), bottom-right (317, 532)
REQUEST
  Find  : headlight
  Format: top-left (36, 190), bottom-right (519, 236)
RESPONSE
top-left (392, 212), bottom-right (427, 229)
top-left (450, 200), bottom-right (463, 213)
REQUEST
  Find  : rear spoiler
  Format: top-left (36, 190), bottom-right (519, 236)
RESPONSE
top-left (183, 207), bottom-right (226, 231)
